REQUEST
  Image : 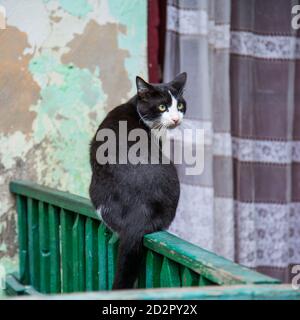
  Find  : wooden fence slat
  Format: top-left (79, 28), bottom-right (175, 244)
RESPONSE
top-left (107, 233), bottom-right (119, 290)
top-left (181, 267), bottom-right (198, 287)
top-left (85, 218), bottom-right (98, 291)
top-left (145, 250), bottom-right (163, 288)
top-left (38, 201), bottom-right (50, 293)
top-left (27, 198), bottom-right (40, 290)
top-left (16, 195), bottom-right (29, 285)
top-left (98, 224), bottom-right (110, 290)
top-left (48, 205), bottom-right (61, 293)
top-left (72, 214), bottom-right (85, 292)
top-left (61, 208), bottom-right (73, 293)
top-left (160, 257), bottom-right (181, 288)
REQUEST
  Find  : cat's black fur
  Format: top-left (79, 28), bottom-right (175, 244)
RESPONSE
top-left (89, 73), bottom-right (187, 289)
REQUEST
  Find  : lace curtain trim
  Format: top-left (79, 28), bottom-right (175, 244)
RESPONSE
top-left (231, 31), bottom-right (300, 59)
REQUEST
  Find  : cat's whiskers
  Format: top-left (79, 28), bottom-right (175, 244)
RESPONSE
top-left (138, 113), bottom-right (152, 125)
top-left (151, 122), bottom-right (169, 147)
top-left (151, 123), bottom-right (162, 145)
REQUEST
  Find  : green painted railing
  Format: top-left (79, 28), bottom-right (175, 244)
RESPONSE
top-left (11, 285), bottom-right (300, 300)
top-left (7, 180), bottom-right (280, 297)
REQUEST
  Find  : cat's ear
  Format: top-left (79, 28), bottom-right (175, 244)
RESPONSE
top-left (169, 72), bottom-right (187, 93)
top-left (136, 76), bottom-right (154, 98)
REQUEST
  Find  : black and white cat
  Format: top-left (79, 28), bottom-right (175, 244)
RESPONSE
top-left (89, 73), bottom-right (187, 289)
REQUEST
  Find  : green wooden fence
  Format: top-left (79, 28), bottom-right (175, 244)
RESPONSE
top-left (6, 180), bottom-right (286, 298)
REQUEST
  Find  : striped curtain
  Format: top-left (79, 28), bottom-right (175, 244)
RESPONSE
top-left (164, 0), bottom-right (300, 281)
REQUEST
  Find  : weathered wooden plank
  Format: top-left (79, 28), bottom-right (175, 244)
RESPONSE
top-left (5, 274), bottom-right (26, 296)
top-left (144, 232), bottom-right (280, 285)
top-left (181, 267), bottom-right (198, 287)
top-left (16, 195), bottom-right (29, 285)
top-left (160, 257), bottom-right (181, 288)
top-left (5, 273), bottom-right (43, 297)
top-left (38, 201), bottom-right (50, 293)
top-left (85, 217), bottom-right (98, 291)
top-left (27, 198), bottom-right (40, 290)
top-left (72, 214), bottom-right (85, 292)
top-left (145, 250), bottom-right (163, 288)
top-left (98, 224), bottom-right (110, 290)
top-left (10, 180), bottom-right (98, 220)
top-left (48, 205), bottom-right (61, 293)
top-left (27, 284), bottom-right (300, 300)
top-left (107, 233), bottom-right (119, 290)
top-left (61, 208), bottom-right (74, 293)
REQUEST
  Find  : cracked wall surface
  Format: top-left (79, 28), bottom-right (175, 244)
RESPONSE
top-left (0, 0), bottom-right (147, 274)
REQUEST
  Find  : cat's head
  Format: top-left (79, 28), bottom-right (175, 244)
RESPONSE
top-left (136, 72), bottom-right (187, 129)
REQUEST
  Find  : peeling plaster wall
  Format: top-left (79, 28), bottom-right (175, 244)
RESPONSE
top-left (0, 0), bottom-right (147, 274)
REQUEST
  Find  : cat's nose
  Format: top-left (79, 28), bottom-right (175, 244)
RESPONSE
top-left (171, 116), bottom-right (179, 125)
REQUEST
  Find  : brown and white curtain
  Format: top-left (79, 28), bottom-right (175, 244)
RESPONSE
top-left (164, 0), bottom-right (300, 282)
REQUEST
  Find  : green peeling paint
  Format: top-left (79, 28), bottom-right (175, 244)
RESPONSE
top-left (29, 54), bottom-right (106, 196)
top-left (108, 0), bottom-right (148, 87)
top-left (58, 0), bottom-right (92, 17)
top-left (0, 0), bottom-right (148, 275)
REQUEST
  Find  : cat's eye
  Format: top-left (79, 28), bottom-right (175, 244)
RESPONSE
top-left (178, 103), bottom-right (184, 111)
top-left (158, 105), bottom-right (167, 112)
